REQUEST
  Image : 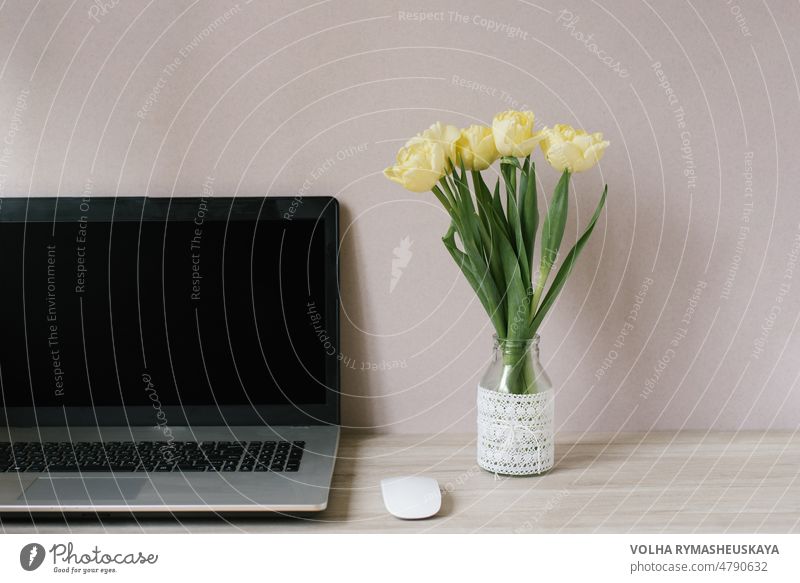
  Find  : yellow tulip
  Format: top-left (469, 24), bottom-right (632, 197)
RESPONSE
top-left (540, 124), bottom-right (610, 173)
top-left (492, 110), bottom-right (543, 157)
top-left (383, 138), bottom-right (447, 192)
top-left (410, 122), bottom-right (461, 165)
top-left (456, 125), bottom-right (499, 171)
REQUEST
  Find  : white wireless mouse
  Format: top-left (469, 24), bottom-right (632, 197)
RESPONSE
top-left (381, 476), bottom-right (442, 520)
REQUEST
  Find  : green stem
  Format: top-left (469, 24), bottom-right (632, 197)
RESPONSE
top-left (529, 265), bottom-right (551, 324)
top-left (500, 341), bottom-right (539, 395)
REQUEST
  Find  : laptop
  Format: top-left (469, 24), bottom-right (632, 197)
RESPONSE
top-left (0, 196), bottom-right (340, 514)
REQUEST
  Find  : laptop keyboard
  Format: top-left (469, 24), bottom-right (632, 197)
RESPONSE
top-left (0, 440), bottom-right (305, 473)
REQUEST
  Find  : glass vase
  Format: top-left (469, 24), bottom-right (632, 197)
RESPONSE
top-left (476, 336), bottom-right (555, 475)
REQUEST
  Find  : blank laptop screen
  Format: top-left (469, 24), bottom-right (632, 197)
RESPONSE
top-left (0, 208), bottom-right (331, 411)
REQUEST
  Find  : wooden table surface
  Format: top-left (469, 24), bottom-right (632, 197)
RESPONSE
top-left (2, 431), bottom-right (798, 533)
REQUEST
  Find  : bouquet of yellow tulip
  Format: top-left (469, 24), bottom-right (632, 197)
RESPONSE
top-left (384, 111), bottom-right (609, 394)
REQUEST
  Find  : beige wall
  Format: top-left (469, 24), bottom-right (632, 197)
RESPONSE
top-left (1, 0), bottom-right (798, 433)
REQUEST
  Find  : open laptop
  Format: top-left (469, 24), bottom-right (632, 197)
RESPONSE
top-left (0, 196), bottom-right (340, 514)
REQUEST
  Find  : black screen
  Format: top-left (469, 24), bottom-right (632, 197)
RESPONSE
top-left (0, 203), bottom-right (331, 413)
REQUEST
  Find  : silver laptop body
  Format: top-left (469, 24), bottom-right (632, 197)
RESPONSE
top-left (0, 196), bottom-right (340, 514)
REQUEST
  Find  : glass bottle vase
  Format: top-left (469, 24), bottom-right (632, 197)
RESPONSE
top-left (476, 336), bottom-right (555, 475)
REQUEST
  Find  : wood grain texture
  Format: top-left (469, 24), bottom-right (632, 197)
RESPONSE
top-left (2, 431), bottom-right (798, 533)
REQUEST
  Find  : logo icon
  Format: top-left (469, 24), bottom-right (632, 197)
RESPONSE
top-left (390, 236), bottom-right (414, 293)
top-left (20, 543), bottom-right (46, 571)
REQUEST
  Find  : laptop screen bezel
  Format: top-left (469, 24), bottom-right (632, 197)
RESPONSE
top-left (0, 196), bottom-right (340, 427)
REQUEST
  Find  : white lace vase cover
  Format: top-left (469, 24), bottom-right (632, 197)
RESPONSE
top-left (476, 387), bottom-right (554, 475)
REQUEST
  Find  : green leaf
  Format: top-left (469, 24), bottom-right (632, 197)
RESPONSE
top-left (471, 170), bottom-right (491, 208)
top-left (486, 211), bottom-right (530, 340)
top-left (520, 160), bottom-right (539, 277)
top-left (540, 170), bottom-right (570, 271)
top-left (471, 171), bottom-right (503, 284)
top-left (442, 224), bottom-right (481, 297)
top-left (440, 175), bottom-right (508, 335)
top-left (443, 223), bottom-right (507, 337)
top-left (450, 164), bottom-right (485, 267)
top-left (491, 178), bottom-right (509, 232)
top-left (470, 170), bottom-right (492, 236)
top-left (501, 160), bottom-right (517, 207)
top-left (518, 157), bottom-right (530, 212)
top-left (441, 174), bottom-right (473, 246)
top-left (530, 185), bottom-right (607, 333)
top-left (473, 184), bottom-right (507, 296)
top-left (431, 185), bottom-right (452, 214)
top-left (451, 163), bottom-right (475, 215)
top-left (437, 177), bottom-right (459, 219)
top-left (528, 170), bottom-right (570, 320)
top-left (502, 162), bottom-right (530, 288)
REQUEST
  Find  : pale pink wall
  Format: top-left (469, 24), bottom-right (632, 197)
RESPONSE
top-left (1, 0), bottom-right (798, 433)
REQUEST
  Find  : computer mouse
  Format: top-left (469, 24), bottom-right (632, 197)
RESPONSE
top-left (381, 476), bottom-right (441, 520)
